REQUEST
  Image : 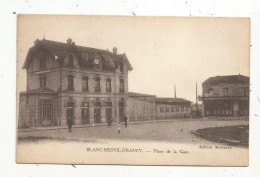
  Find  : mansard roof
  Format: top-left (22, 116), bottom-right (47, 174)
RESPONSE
top-left (22, 38), bottom-right (133, 71)
top-left (202, 75), bottom-right (249, 86)
top-left (155, 97), bottom-right (192, 104)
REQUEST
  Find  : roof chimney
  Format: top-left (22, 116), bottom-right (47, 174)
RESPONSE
top-left (113, 47), bottom-right (117, 55)
top-left (67, 38), bottom-right (73, 45)
top-left (34, 39), bottom-right (40, 46)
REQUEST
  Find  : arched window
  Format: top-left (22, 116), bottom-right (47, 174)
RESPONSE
top-left (223, 87), bottom-right (229, 96)
top-left (208, 88), bottom-right (213, 94)
top-left (243, 87), bottom-right (249, 96)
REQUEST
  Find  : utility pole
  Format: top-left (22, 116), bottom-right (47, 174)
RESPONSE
top-left (174, 84), bottom-right (176, 98)
top-left (196, 81), bottom-right (198, 118)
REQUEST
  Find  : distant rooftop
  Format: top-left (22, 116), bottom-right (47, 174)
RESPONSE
top-left (128, 92), bottom-right (156, 97)
top-left (156, 97), bottom-right (192, 104)
top-left (202, 75), bottom-right (249, 86)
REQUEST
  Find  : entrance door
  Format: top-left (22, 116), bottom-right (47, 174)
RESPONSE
top-left (94, 108), bottom-right (101, 123)
top-left (82, 108), bottom-right (89, 124)
top-left (119, 107), bottom-right (124, 122)
top-left (106, 108), bottom-right (112, 123)
top-left (39, 99), bottom-right (53, 126)
top-left (67, 108), bottom-right (73, 124)
top-left (119, 101), bottom-right (124, 122)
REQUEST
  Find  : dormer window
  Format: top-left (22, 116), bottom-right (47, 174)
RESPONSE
top-left (82, 53), bottom-right (88, 65)
top-left (40, 57), bottom-right (46, 69)
top-left (69, 55), bottom-right (74, 66)
top-left (120, 62), bottom-right (124, 72)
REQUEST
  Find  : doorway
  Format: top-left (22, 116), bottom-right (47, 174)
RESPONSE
top-left (119, 107), bottom-right (124, 122)
top-left (38, 99), bottom-right (53, 126)
top-left (66, 108), bottom-right (74, 124)
top-left (94, 108), bottom-right (101, 123)
top-left (81, 108), bottom-right (89, 124)
top-left (106, 108), bottom-right (112, 123)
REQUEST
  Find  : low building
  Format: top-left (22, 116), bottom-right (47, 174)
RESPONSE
top-left (127, 93), bottom-right (192, 121)
top-left (156, 98), bottom-right (192, 119)
top-left (127, 92), bottom-right (156, 121)
top-left (199, 75), bottom-right (249, 118)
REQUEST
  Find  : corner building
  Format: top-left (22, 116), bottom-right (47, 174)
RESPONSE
top-left (19, 38), bottom-right (133, 127)
top-left (200, 75), bottom-right (249, 118)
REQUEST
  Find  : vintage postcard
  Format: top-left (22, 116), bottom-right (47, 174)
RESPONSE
top-left (16, 15), bottom-right (250, 166)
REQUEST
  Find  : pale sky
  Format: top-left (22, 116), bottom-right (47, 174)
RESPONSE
top-left (17, 15), bottom-right (250, 103)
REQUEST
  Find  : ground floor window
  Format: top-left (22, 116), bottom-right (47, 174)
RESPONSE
top-left (119, 101), bottom-right (124, 122)
top-left (204, 100), bottom-right (233, 117)
top-left (238, 101), bottom-right (249, 116)
top-left (160, 107), bottom-right (164, 112)
top-left (81, 102), bottom-right (89, 124)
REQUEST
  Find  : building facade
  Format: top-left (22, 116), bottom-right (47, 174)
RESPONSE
top-left (127, 92), bottom-right (157, 121)
top-left (19, 38), bottom-right (133, 128)
top-left (199, 75), bottom-right (249, 118)
top-left (127, 93), bottom-right (192, 121)
top-left (156, 98), bottom-right (192, 119)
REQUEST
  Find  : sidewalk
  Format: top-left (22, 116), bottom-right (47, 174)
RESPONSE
top-left (18, 119), bottom-right (179, 132)
top-left (18, 117), bottom-right (248, 133)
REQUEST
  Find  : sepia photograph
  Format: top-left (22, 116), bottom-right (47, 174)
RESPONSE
top-left (16, 15), bottom-right (250, 166)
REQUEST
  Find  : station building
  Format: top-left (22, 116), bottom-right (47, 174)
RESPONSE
top-left (18, 38), bottom-right (193, 128)
top-left (19, 38), bottom-right (133, 127)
